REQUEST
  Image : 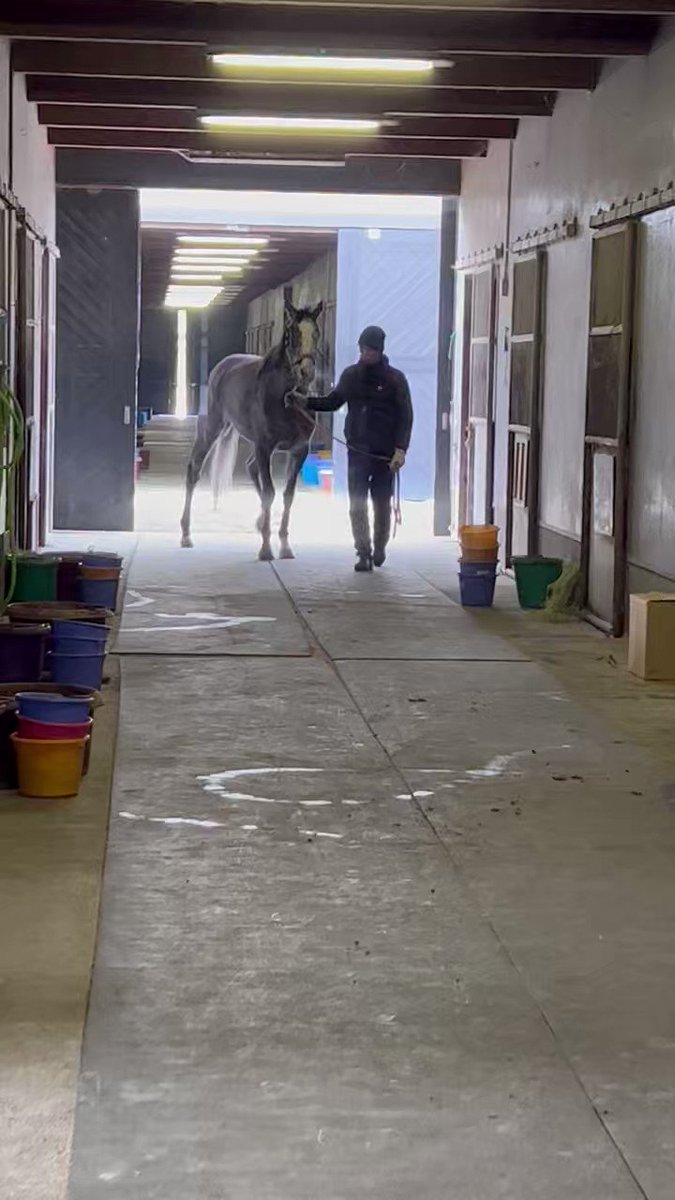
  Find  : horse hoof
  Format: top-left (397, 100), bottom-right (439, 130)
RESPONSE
top-left (258, 546), bottom-right (274, 562)
top-left (181, 535), bottom-right (194, 548)
top-left (279, 545), bottom-right (295, 560)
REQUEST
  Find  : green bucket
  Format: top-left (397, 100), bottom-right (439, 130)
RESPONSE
top-left (512, 556), bottom-right (563, 610)
top-left (11, 555), bottom-right (60, 603)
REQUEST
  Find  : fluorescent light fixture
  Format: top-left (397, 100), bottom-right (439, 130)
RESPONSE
top-left (177, 235), bottom-right (268, 247)
top-left (173, 248), bottom-right (257, 259)
top-left (210, 53), bottom-right (435, 75)
top-left (165, 288), bottom-right (221, 309)
top-left (172, 264), bottom-right (243, 275)
top-left (200, 114), bottom-right (379, 134)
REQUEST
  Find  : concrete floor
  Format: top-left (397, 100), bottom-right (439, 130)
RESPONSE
top-left (7, 427), bottom-right (675, 1198)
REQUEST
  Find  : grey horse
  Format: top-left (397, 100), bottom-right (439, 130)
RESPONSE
top-left (180, 300), bottom-right (323, 560)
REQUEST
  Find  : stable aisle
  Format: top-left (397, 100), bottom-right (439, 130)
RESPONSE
top-left (66, 538), bottom-right (675, 1200)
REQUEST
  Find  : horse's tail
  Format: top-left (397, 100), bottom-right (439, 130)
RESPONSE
top-left (203, 423), bottom-right (240, 511)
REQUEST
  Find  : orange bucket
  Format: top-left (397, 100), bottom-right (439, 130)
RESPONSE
top-left (11, 733), bottom-right (89, 798)
top-left (459, 524), bottom-right (499, 551)
top-left (79, 565), bottom-right (121, 582)
top-left (460, 545), bottom-right (500, 563)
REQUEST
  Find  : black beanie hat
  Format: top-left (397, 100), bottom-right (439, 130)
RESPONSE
top-left (358, 325), bottom-right (386, 353)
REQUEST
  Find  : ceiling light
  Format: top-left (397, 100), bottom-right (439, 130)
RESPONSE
top-left (210, 53), bottom-right (435, 75)
top-left (174, 246), bottom-right (258, 257)
top-left (165, 288), bottom-right (222, 309)
top-left (200, 114), bottom-right (379, 134)
top-left (177, 235), bottom-right (268, 247)
top-left (172, 264), bottom-right (243, 275)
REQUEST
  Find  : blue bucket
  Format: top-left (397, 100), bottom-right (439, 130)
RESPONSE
top-left (459, 562), bottom-right (498, 579)
top-left (79, 577), bottom-right (119, 609)
top-left (50, 652), bottom-right (105, 690)
top-left (16, 691), bottom-right (92, 724)
top-left (51, 619), bottom-right (109, 644)
top-left (459, 572), bottom-right (496, 608)
top-left (52, 637), bottom-right (108, 657)
top-left (80, 553), bottom-right (123, 568)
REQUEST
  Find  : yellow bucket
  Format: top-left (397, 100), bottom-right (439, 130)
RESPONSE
top-left (459, 524), bottom-right (499, 551)
top-left (11, 733), bottom-right (88, 798)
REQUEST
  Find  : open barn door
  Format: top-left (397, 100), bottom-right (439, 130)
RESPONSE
top-left (581, 223), bottom-right (636, 635)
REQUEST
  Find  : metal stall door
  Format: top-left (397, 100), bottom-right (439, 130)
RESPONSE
top-left (581, 223), bottom-right (636, 635)
top-left (38, 246), bottom-right (57, 543)
top-left (506, 251), bottom-right (545, 562)
top-left (15, 222), bottom-right (42, 550)
top-left (461, 265), bottom-right (497, 526)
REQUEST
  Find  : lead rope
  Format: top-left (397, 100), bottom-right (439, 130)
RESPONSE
top-left (284, 392), bottom-right (405, 537)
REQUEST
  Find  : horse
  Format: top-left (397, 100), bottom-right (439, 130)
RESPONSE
top-left (180, 300), bottom-right (323, 561)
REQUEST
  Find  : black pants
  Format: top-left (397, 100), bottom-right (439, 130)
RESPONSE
top-left (348, 451), bottom-right (393, 555)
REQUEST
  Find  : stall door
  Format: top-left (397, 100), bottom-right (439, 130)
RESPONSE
top-left (38, 247), bottom-right (57, 543)
top-left (506, 252), bottom-right (545, 562)
top-left (461, 266), bottom-right (497, 526)
top-left (581, 223), bottom-right (635, 635)
top-left (15, 223), bottom-right (42, 550)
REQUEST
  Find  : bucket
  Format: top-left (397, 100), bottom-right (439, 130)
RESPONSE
top-left (459, 525), bottom-right (499, 552)
top-left (50, 651), bottom-right (105, 690)
top-left (512, 556), bottom-right (564, 610)
top-left (51, 620), bottom-right (108, 645)
top-left (11, 556), bottom-right (60, 603)
top-left (8, 602), bottom-right (111, 627)
top-left (16, 691), bottom-right (93, 724)
top-left (459, 562), bottom-right (498, 580)
top-left (460, 545), bottom-right (499, 564)
top-left (12, 733), bottom-right (89, 798)
top-left (51, 636), bottom-right (108, 657)
top-left (459, 572), bottom-right (497, 608)
top-left (78, 567), bottom-right (121, 611)
top-left (0, 701), bottom-right (18, 789)
top-left (18, 714), bottom-right (92, 741)
top-left (80, 554), bottom-right (123, 569)
top-left (56, 557), bottom-right (83, 603)
top-left (0, 624), bottom-right (50, 683)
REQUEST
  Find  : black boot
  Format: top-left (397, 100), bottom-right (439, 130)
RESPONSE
top-left (355, 551), bottom-right (373, 573)
top-left (373, 544), bottom-right (387, 568)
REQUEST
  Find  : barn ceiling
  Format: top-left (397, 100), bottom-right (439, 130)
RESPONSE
top-left (141, 224), bottom-right (337, 309)
top-left (1, 0), bottom-right (670, 195)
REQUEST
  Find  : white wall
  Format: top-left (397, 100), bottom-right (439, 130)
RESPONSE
top-left (0, 40), bottom-right (55, 239)
top-left (456, 20), bottom-right (675, 578)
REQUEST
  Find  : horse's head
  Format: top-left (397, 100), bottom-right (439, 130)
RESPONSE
top-left (283, 300), bottom-right (323, 390)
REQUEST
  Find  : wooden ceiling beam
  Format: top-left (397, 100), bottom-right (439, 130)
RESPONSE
top-left (15, 43), bottom-right (599, 88)
top-left (2, 4), bottom-right (659, 53)
top-left (56, 147), bottom-right (463, 195)
top-left (27, 77), bottom-right (556, 116)
top-left (47, 126), bottom-right (489, 159)
top-left (38, 105), bottom-right (520, 139)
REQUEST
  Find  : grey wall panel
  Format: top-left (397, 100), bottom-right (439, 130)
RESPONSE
top-left (54, 190), bottom-right (139, 530)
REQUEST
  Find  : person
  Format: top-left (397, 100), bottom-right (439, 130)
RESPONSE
top-left (305, 326), bottom-right (413, 572)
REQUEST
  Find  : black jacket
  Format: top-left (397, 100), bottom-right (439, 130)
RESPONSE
top-left (307, 357), bottom-right (413, 458)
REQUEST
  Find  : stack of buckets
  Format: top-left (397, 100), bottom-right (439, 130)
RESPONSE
top-left (9, 550), bottom-right (122, 610)
top-left (11, 690), bottom-right (94, 798)
top-left (459, 525), bottom-right (499, 607)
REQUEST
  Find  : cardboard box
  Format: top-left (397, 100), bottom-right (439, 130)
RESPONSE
top-left (628, 593), bottom-right (675, 680)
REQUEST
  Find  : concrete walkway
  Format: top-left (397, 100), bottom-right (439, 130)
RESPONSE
top-left (58, 523), bottom-right (675, 1200)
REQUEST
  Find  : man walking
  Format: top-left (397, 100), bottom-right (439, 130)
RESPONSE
top-left (306, 326), bottom-right (413, 572)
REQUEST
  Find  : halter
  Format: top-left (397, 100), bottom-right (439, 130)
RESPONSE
top-left (283, 320), bottom-right (318, 386)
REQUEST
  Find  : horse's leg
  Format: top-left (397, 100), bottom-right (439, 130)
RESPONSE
top-left (255, 446), bottom-right (275, 561)
top-left (180, 418), bottom-right (220, 547)
top-left (278, 444), bottom-right (309, 560)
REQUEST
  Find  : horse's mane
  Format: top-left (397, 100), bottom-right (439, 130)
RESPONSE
top-left (258, 307), bottom-right (321, 378)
